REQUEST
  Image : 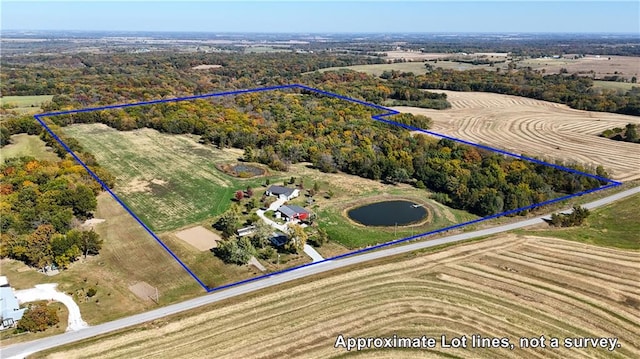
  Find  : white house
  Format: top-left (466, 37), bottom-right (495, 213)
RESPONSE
top-left (0, 276), bottom-right (25, 330)
top-left (265, 185), bottom-right (300, 201)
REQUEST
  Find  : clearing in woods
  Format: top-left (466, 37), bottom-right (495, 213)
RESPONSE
top-left (1, 134), bottom-right (59, 162)
top-left (394, 90), bottom-right (640, 181)
top-left (0, 95), bottom-right (54, 114)
top-left (37, 234), bottom-right (640, 359)
top-left (517, 55), bottom-right (639, 81)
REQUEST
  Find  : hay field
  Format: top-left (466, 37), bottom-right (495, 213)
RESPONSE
top-left (313, 62), bottom-right (432, 76)
top-left (61, 124), bottom-right (266, 232)
top-left (517, 56), bottom-right (639, 81)
top-left (394, 91), bottom-right (640, 181)
top-left (41, 235), bottom-right (640, 359)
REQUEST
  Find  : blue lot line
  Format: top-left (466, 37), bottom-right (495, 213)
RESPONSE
top-left (34, 84), bottom-right (621, 293)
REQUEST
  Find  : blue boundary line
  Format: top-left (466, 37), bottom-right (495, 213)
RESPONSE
top-left (35, 84), bottom-right (620, 293)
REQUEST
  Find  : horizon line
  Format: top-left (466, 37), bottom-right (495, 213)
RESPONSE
top-left (3, 29), bottom-right (639, 35)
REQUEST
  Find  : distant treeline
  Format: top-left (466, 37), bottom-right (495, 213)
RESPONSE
top-left (1, 52), bottom-right (449, 112)
top-left (47, 90), bottom-right (604, 217)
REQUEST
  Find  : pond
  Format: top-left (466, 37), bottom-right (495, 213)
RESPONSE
top-left (232, 164), bottom-right (265, 177)
top-left (347, 200), bottom-right (428, 227)
top-left (218, 163), bottom-right (267, 178)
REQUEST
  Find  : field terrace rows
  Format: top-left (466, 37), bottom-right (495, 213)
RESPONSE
top-left (396, 91), bottom-right (640, 182)
top-left (47, 235), bottom-right (640, 359)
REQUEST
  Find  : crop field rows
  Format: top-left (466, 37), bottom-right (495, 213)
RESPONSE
top-left (42, 235), bottom-right (640, 359)
top-left (396, 91), bottom-right (640, 181)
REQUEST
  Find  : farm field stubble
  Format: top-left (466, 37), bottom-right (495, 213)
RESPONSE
top-left (37, 234), bottom-right (640, 359)
top-left (395, 91), bottom-right (640, 181)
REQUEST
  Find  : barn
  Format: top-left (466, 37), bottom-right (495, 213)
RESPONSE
top-left (277, 205), bottom-right (310, 221)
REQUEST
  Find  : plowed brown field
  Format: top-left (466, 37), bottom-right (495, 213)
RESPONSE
top-left (44, 235), bottom-right (640, 359)
top-left (394, 91), bottom-right (640, 181)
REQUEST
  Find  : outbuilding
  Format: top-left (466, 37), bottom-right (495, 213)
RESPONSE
top-left (277, 205), bottom-right (310, 221)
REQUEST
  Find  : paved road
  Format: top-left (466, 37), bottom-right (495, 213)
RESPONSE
top-left (3, 186), bottom-right (638, 359)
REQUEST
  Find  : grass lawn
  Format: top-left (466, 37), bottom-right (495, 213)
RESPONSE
top-left (315, 187), bottom-right (478, 249)
top-left (61, 124), bottom-right (269, 233)
top-left (0, 95), bottom-right (53, 114)
top-left (518, 193), bottom-right (640, 249)
top-left (0, 193), bottom-right (203, 329)
top-left (1, 134), bottom-right (59, 162)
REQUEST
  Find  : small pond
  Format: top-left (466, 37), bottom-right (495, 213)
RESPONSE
top-left (232, 164), bottom-right (265, 177)
top-left (347, 200), bottom-right (427, 227)
top-left (219, 163), bottom-right (266, 178)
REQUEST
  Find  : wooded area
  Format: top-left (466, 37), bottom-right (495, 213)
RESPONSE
top-left (0, 157), bottom-right (103, 269)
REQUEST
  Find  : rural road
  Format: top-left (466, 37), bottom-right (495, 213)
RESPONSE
top-left (3, 186), bottom-right (639, 359)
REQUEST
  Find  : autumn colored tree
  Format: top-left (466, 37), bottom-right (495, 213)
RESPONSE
top-left (17, 303), bottom-right (59, 332)
top-left (286, 224), bottom-right (308, 253)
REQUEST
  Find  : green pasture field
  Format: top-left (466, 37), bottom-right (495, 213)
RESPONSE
top-left (0, 95), bottom-right (53, 114)
top-left (592, 80), bottom-right (638, 91)
top-left (61, 124), bottom-right (268, 233)
top-left (519, 193), bottom-right (640, 249)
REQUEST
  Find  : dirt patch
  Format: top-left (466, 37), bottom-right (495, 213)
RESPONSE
top-left (128, 282), bottom-right (157, 302)
top-left (175, 226), bottom-right (222, 251)
top-left (395, 91), bottom-right (640, 181)
top-left (191, 64), bottom-right (223, 70)
top-left (119, 178), bottom-right (152, 194)
top-left (81, 218), bottom-right (105, 229)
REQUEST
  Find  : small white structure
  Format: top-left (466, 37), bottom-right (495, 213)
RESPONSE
top-left (265, 185), bottom-right (300, 200)
top-left (237, 225), bottom-right (256, 237)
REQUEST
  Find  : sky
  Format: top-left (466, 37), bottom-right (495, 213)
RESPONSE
top-left (2, 1), bottom-right (639, 33)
